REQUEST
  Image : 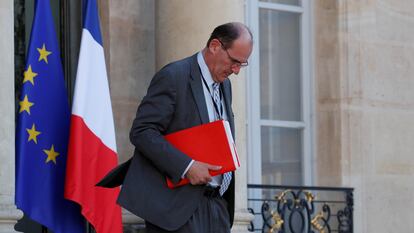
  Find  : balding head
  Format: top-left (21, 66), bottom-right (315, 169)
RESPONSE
top-left (206, 22), bottom-right (253, 50)
top-left (202, 22), bottom-right (253, 83)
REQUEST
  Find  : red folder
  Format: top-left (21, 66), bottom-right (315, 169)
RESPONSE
top-left (165, 120), bottom-right (240, 188)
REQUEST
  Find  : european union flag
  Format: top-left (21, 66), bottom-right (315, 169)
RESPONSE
top-left (15, 0), bottom-right (85, 232)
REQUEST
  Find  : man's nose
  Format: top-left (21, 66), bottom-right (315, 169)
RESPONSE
top-left (231, 66), bottom-right (241, 75)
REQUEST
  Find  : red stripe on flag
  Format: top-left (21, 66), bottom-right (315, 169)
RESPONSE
top-left (65, 115), bottom-right (122, 233)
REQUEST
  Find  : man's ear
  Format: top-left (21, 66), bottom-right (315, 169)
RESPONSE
top-left (208, 39), bottom-right (221, 54)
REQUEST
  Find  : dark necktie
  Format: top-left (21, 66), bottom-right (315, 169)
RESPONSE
top-left (212, 83), bottom-right (232, 195)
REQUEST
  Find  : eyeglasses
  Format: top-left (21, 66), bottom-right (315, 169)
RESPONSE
top-left (217, 39), bottom-right (249, 68)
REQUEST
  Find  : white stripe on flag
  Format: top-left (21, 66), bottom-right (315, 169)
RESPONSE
top-left (72, 29), bottom-right (117, 152)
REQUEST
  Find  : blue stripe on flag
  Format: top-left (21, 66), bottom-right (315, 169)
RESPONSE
top-left (83, 0), bottom-right (103, 45)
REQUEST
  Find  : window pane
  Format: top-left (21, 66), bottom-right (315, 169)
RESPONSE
top-left (261, 126), bottom-right (302, 185)
top-left (259, 9), bottom-right (301, 121)
top-left (259, 0), bottom-right (300, 6)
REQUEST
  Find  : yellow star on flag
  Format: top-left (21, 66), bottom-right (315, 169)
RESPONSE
top-left (19, 95), bottom-right (34, 114)
top-left (37, 43), bottom-right (52, 64)
top-left (23, 65), bottom-right (38, 85)
top-left (43, 145), bottom-right (59, 164)
top-left (26, 124), bottom-right (41, 144)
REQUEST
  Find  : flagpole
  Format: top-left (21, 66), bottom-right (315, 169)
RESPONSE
top-left (86, 222), bottom-right (95, 233)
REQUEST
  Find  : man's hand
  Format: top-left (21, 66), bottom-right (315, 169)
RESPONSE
top-left (185, 161), bottom-right (221, 185)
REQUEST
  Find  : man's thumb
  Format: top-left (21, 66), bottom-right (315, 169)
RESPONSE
top-left (207, 164), bottom-right (222, 171)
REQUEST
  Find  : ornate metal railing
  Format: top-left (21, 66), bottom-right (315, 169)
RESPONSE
top-left (247, 184), bottom-right (353, 233)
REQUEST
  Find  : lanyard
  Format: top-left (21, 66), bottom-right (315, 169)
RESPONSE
top-left (200, 73), bottom-right (223, 119)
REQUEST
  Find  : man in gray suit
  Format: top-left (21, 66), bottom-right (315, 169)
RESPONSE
top-left (116, 22), bottom-right (253, 233)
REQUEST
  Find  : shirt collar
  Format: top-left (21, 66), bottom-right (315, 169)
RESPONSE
top-left (197, 51), bottom-right (215, 88)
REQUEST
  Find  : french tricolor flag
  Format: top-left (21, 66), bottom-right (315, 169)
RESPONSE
top-left (64, 0), bottom-right (122, 232)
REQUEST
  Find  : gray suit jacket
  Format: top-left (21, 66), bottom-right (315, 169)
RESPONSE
top-left (104, 54), bottom-right (235, 231)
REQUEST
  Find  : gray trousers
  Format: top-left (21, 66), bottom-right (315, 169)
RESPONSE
top-left (145, 195), bottom-right (231, 233)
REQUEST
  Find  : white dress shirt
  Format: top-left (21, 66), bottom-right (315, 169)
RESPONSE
top-left (180, 52), bottom-right (228, 186)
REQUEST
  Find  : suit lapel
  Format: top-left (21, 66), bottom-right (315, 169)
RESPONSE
top-left (189, 54), bottom-right (209, 124)
top-left (189, 53), bottom-right (235, 136)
